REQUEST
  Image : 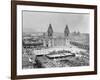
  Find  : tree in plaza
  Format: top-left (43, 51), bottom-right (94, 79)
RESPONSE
top-left (47, 24), bottom-right (53, 38)
top-left (64, 25), bottom-right (70, 37)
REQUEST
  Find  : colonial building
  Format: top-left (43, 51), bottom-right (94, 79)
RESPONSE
top-left (42, 24), bottom-right (70, 48)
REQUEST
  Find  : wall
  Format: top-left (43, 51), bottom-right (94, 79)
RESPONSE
top-left (0, 0), bottom-right (100, 80)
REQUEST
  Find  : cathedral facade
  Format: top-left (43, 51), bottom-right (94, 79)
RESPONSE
top-left (42, 24), bottom-right (70, 48)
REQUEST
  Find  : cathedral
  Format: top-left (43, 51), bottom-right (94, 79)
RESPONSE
top-left (42, 24), bottom-right (70, 48)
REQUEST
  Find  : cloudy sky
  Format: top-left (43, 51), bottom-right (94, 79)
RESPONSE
top-left (22, 10), bottom-right (90, 33)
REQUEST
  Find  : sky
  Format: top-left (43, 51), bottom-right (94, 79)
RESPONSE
top-left (22, 10), bottom-right (90, 33)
